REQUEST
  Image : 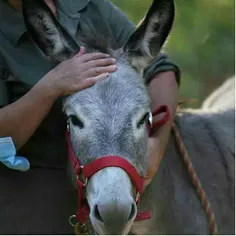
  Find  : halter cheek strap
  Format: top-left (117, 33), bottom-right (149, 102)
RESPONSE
top-left (66, 105), bottom-right (170, 227)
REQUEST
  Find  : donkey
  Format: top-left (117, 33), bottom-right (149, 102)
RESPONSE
top-left (22, 0), bottom-right (235, 234)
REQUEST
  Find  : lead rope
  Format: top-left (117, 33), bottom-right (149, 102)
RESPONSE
top-left (172, 123), bottom-right (218, 235)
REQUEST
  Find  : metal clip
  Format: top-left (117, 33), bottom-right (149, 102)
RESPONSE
top-left (148, 112), bottom-right (153, 127)
top-left (67, 121), bottom-right (70, 132)
top-left (69, 215), bottom-right (89, 235)
top-left (69, 215), bottom-right (77, 227)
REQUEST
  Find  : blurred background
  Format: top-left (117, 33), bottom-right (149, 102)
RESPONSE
top-left (111, 0), bottom-right (235, 107)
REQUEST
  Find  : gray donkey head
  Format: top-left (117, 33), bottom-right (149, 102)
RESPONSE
top-left (23, 0), bottom-right (174, 234)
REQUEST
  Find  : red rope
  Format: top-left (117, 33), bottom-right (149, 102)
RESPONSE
top-left (172, 123), bottom-right (218, 235)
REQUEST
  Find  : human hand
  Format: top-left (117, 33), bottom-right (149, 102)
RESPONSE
top-left (0, 137), bottom-right (30, 171)
top-left (37, 47), bottom-right (117, 97)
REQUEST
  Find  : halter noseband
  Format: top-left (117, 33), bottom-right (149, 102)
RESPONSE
top-left (66, 105), bottom-right (170, 228)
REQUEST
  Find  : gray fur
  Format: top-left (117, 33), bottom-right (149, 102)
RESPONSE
top-left (64, 56), bottom-right (151, 176)
top-left (133, 103), bottom-right (235, 234)
top-left (64, 56), bottom-right (152, 234)
top-left (22, 0), bottom-right (235, 234)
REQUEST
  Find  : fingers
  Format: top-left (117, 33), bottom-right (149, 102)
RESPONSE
top-left (53, 47), bottom-right (118, 95)
top-left (73, 47), bottom-right (117, 74)
top-left (82, 65), bottom-right (117, 78)
top-left (80, 52), bottom-right (111, 62)
top-left (74, 73), bottom-right (109, 92)
top-left (73, 47), bottom-right (110, 61)
top-left (73, 46), bottom-right (86, 58)
top-left (83, 58), bottom-right (116, 71)
top-left (89, 73), bottom-right (110, 83)
top-left (78, 46), bottom-right (86, 57)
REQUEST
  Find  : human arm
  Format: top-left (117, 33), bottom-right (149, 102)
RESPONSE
top-left (0, 48), bottom-right (117, 150)
top-left (144, 71), bottom-right (179, 188)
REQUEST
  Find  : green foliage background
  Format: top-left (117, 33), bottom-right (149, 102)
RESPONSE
top-left (111, 0), bottom-right (235, 107)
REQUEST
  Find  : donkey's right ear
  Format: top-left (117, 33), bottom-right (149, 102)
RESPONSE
top-left (124, 0), bottom-right (175, 74)
top-left (22, 0), bottom-right (79, 62)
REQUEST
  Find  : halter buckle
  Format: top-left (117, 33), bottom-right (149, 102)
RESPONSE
top-left (76, 175), bottom-right (88, 186)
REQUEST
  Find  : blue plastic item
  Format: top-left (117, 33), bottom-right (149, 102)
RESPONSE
top-left (0, 137), bottom-right (30, 171)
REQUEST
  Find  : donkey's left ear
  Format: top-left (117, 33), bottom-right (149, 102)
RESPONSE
top-left (124, 0), bottom-right (175, 74)
top-left (22, 0), bottom-right (79, 62)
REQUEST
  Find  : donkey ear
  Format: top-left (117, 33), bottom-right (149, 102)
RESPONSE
top-left (124, 0), bottom-right (175, 74)
top-left (22, 0), bottom-right (79, 62)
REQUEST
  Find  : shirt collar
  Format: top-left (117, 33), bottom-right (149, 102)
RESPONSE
top-left (0, 0), bottom-right (90, 46)
top-left (0, 1), bottom-right (26, 46)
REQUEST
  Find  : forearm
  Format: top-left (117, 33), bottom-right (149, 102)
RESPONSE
top-left (0, 47), bottom-right (118, 151)
top-left (0, 82), bottom-right (58, 150)
top-left (144, 71), bottom-right (179, 187)
top-left (149, 71), bottom-right (178, 140)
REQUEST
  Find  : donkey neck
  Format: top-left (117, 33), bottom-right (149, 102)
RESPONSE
top-left (131, 111), bottom-right (210, 234)
top-left (132, 109), bottom-right (234, 234)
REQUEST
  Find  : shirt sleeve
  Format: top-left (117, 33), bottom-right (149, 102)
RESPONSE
top-left (144, 53), bottom-right (181, 86)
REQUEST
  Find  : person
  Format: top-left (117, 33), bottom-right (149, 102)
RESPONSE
top-left (0, 0), bottom-right (180, 234)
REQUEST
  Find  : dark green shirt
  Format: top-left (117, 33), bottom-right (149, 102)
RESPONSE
top-left (0, 0), bottom-right (180, 168)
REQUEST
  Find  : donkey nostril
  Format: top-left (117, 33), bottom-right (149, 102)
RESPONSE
top-left (93, 201), bottom-right (137, 227)
top-left (94, 205), bottom-right (103, 222)
top-left (128, 202), bottom-right (136, 221)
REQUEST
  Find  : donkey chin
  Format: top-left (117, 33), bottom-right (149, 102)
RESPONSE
top-left (86, 167), bottom-right (137, 235)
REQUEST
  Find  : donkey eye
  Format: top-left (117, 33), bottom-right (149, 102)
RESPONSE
top-left (137, 113), bottom-right (149, 129)
top-left (69, 115), bottom-right (84, 129)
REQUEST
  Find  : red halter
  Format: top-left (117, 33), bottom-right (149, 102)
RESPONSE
top-left (66, 105), bottom-right (170, 226)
